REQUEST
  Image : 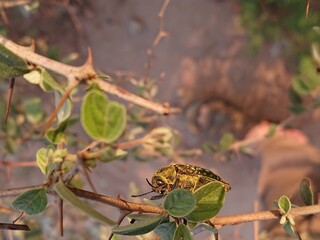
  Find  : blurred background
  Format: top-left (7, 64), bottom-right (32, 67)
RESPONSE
top-left (1, 0), bottom-right (320, 239)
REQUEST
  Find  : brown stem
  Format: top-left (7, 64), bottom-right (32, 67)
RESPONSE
top-left (0, 185), bottom-right (44, 198)
top-left (0, 223), bottom-right (30, 231)
top-left (58, 198), bottom-right (64, 237)
top-left (0, 0), bottom-right (31, 8)
top-left (68, 186), bottom-right (164, 214)
top-left (42, 80), bottom-right (79, 134)
top-left (68, 185), bottom-right (320, 227)
top-left (5, 78), bottom-right (15, 126)
top-left (210, 205), bottom-right (320, 226)
top-left (0, 35), bottom-right (180, 115)
top-left (0, 161), bottom-right (37, 168)
top-left (80, 137), bottom-right (146, 160)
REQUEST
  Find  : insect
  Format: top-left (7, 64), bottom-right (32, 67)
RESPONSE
top-left (132, 164), bottom-right (231, 200)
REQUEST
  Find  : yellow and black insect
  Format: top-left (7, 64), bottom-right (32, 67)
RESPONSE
top-left (132, 164), bottom-right (231, 200)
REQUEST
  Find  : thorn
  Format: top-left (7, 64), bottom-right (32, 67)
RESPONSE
top-left (29, 40), bottom-right (36, 52)
top-left (85, 47), bottom-right (93, 67)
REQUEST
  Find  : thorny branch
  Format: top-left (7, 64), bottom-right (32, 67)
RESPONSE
top-left (144, 0), bottom-right (170, 79)
top-left (0, 35), bottom-right (180, 116)
top-left (0, 0), bottom-right (31, 8)
top-left (68, 186), bottom-right (320, 227)
top-left (1, 184), bottom-right (320, 228)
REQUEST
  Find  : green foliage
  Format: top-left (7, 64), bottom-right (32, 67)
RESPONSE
top-left (54, 181), bottom-right (116, 226)
top-left (240, 1), bottom-right (320, 116)
top-left (54, 91), bottom-right (72, 124)
top-left (112, 215), bottom-right (164, 236)
top-left (23, 67), bottom-right (63, 92)
top-left (278, 195), bottom-right (291, 215)
top-left (219, 132), bottom-right (234, 151)
top-left (277, 196), bottom-right (298, 238)
top-left (154, 222), bottom-right (176, 240)
top-left (81, 89), bottom-right (127, 143)
top-left (300, 178), bottom-right (314, 206)
top-left (203, 132), bottom-right (235, 156)
top-left (164, 189), bottom-right (196, 217)
top-left (185, 182), bottom-right (226, 222)
top-left (99, 146), bottom-right (127, 162)
top-left (36, 146), bottom-right (69, 175)
top-left (24, 98), bottom-right (44, 124)
top-left (173, 224), bottom-right (192, 240)
top-left (12, 188), bottom-right (47, 215)
top-left (240, 0), bottom-right (320, 54)
top-left (0, 44), bottom-right (29, 78)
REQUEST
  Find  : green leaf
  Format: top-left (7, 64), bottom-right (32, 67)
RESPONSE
top-left (266, 123), bottom-right (277, 137)
top-left (219, 133), bottom-right (234, 151)
top-left (283, 221), bottom-right (298, 238)
top-left (112, 215), bottom-right (163, 236)
top-left (36, 147), bottom-right (53, 175)
top-left (23, 67), bottom-right (64, 93)
top-left (12, 188), bottom-right (47, 215)
top-left (40, 68), bottom-right (64, 92)
top-left (46, 127), bottom-right (66, 144)
top-left (0, 44), bottom-right (29, 78)
top-left (54, 181), bottom-right (116, 226)
top-left (23, 69), bottom-right (41, 85)
top-left (300, 178), bottom-right (314, 206)
top-left (173, 224), bottom-right (192, 240)
top-left (54, 91), bottom-right (72, 124)
top-left (99, 146), bottom-right (127, 162)
top-left (81, 89), bottom-right (127, 143)
top-left (278, 195), bottom-right (291, 215)
top-left (45, 117), bottom-right (78, 144)
top-left (164, 189), bottom-right (196, 217)
top-left (24, 98), bottom-right (44, 124)
top-left (289, 104), bottom-right (306, 114)
top-left (154, 222), bottom-right (176, 240)
top-left (292, 77), bottom-right (313, 95)
top-left (186, 182), bottom-right (226, 222)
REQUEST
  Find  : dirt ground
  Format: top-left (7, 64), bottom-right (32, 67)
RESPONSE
top-left (2, 1), bottom-right (320, 239)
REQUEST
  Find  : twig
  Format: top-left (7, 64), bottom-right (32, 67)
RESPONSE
top-left (0, 35), bottom-right (180, 115)
top-left (230, 115), bottom-right (296, 152)
top-left (0, 223), bottom-right (30, 231)
top-left (306, 0), bottom-right (310, 19)
top-left (144, 0), bottom-right (170, 79)
top-left (0, 0), bottom-right (31, 8)
top-left (67, 185), bottom-right (320, 227)
top-left (0, 185), bottom-right (44, 198)
top-left (253, 200), bottom-right (259, 240)
top-left (0, 160), bottom-right (37, 168)
top-left (42, 80), bottom-right (79, 134)
top-left (58, 198), bottom-right (64, 237)
top-left (210, 205), bottom-right (320, 226)
top-left (79, 137), bottom-right (146, 160)
top-left (68, 186), bottom-right (164, 214)
top-left (5, 78), bottom-right (15, 126)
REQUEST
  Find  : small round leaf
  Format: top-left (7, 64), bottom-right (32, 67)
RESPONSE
top-left (300, 177), bottom-right (314, 206)
top-left (12, 188), bottom-right (47, 215)
top-left (164, 189), bottom-right (196, 217)
top-left (81, 89), bottom-right (126, 143)
top-left (278, 195), bottom-right (291, 215)
top-left (112, 215), bottom-right (164, 236)
top-left (186, 182), bottom-right (226, 222)
top-left (173, 224), bottom-right (192, 240)
top-left (154, 222), bottom-right (176, 240)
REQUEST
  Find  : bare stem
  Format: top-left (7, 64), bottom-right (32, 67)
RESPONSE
top-left (68, 185), bottom-right (320, 227)
top-left (0, 35), bottom-right (180, 115)
top-left (0, 185), bottom-right (44, 198)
